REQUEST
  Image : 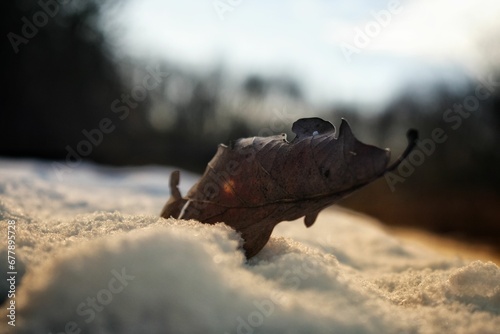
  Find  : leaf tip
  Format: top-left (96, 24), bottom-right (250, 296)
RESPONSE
top-left (160, 170), bottom-right (186, 219)
top-left (338, 118), bottom-right (353, 140)
top-left (169, 170), bottom-right (182, 199)
top-left (304, 211), bottom-right (320, 228)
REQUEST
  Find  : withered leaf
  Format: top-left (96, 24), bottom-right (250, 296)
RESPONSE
top-left (161, 117), bottom-right (418, 258)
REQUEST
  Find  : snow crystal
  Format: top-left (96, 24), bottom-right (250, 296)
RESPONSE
top-left (0, 158), bottom-right (499, 333)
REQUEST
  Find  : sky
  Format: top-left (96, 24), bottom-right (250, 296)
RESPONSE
top-left (103, 0), bottom-right (500, 109)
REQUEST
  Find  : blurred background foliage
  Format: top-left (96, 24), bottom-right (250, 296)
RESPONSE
top-left (2, 0), bottom-right (499, 253)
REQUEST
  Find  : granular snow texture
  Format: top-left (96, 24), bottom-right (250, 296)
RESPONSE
top-left (0, 158), bottom-right (499, 333)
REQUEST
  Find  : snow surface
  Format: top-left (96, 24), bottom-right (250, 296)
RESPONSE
top-left (0, 158), bottom-right (499, 333)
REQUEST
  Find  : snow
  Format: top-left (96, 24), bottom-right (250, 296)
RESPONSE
top-left (0, 158), bottom-right (499, 333)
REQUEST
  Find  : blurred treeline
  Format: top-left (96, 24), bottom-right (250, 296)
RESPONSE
top-left (2, 1), bottom-right (499, 250)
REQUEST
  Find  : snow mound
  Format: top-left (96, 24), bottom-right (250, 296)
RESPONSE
top-left (0, 159), bottom-right (499, 333)
top-left (449, 261), bottom-right (500, 297)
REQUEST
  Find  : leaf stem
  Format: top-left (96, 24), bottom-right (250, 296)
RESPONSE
top-left (385, 129), bottom-right (419, 173)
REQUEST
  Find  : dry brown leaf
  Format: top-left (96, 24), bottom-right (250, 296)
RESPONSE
top-left (161, 117), bottom-right (418, 258)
